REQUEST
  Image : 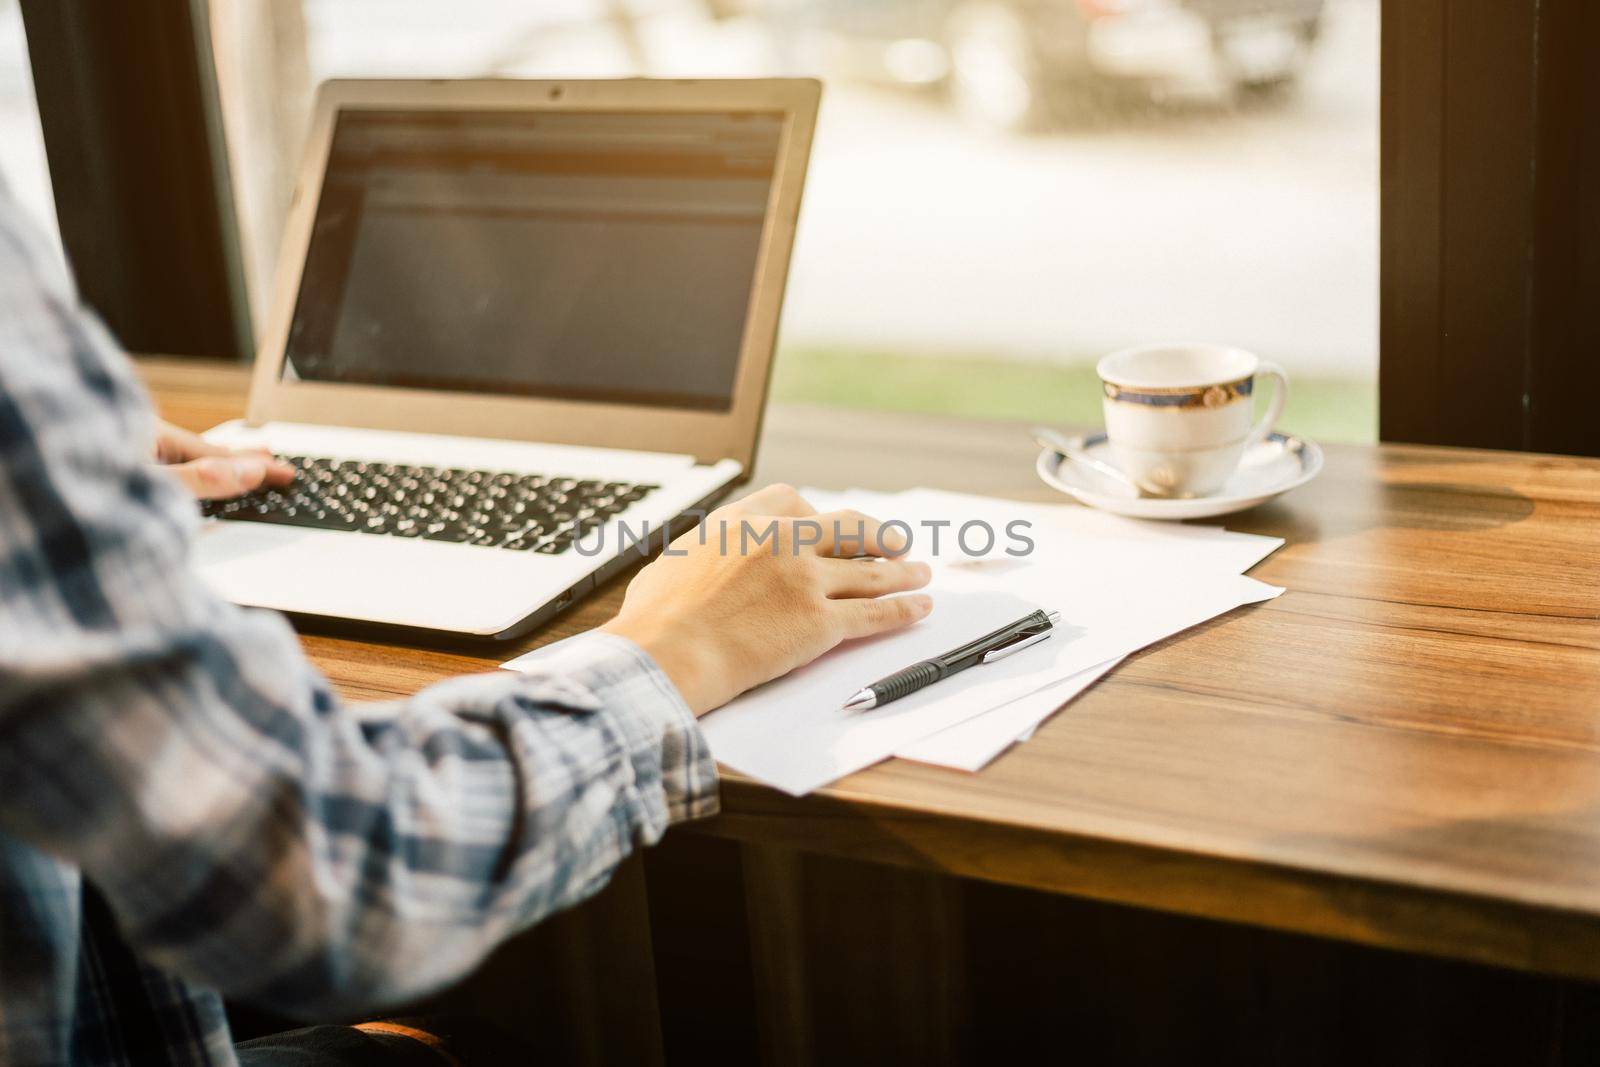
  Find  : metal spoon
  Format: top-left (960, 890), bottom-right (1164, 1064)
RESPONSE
top-left (1031, 426), bottom-right (1146, 499)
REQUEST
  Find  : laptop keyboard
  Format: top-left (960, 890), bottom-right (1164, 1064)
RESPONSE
top-left (200, 456), bottom-right (658, 554)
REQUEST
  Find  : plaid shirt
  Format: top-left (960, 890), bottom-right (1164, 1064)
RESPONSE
top-left (0, 191), bottom-right (718, 1065)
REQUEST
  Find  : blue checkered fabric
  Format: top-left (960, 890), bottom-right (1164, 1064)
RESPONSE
top-left (0, 189), bottom-right (717, 1066)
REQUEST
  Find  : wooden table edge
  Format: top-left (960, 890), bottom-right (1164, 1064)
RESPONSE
top-left (690, 778), bottom-right (1600, 983)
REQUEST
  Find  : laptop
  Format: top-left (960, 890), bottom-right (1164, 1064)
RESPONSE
top-left (195, 78), bottom-right (820, 640)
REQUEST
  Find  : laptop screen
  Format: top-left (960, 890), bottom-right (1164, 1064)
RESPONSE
top-left (280, 107), bottom-right (784, 412)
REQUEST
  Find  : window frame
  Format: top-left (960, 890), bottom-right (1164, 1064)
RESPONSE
top-left (20, 0), bottom-right (251, 359)
top-left (1380, 0), bottom-right (1600, 455)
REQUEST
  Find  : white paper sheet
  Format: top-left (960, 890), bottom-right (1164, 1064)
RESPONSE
top-left (895, 657), bottom-right (1122, 771)
top-left (697, 564), bottom-right (1282, 795)
top-left (882, 487), bottom-right (1283, 575)
top-left (875, 491), bottom-right (1283, 771)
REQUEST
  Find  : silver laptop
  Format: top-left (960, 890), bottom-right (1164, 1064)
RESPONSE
top-left (196, 78), bottom-right (820, 640)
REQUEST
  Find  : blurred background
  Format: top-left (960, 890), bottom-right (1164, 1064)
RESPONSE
top-left (0, 0), bottom-right (1376, 442)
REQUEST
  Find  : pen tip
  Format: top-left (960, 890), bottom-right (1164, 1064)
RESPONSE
top-left (842, 689), bottom-right (876, 711)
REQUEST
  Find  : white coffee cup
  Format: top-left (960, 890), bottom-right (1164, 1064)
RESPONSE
top-left (1096, 343), bottom-right (1288, 498)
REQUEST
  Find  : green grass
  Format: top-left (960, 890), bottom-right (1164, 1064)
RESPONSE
top-left (770, 346), bottom-right (1376, 444)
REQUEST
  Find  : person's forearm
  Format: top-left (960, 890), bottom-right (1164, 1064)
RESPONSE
top-left (0, 600), bottom-right (715, 1015)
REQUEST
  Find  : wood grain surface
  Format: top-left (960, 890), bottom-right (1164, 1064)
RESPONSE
top-left (140, 358), bottom-right (1600, 979)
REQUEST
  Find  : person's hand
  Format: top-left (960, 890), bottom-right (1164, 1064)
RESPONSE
top-left (601, 484), bottom-right (933, 715)
top-left (152, 419), bottom-right (296, 501)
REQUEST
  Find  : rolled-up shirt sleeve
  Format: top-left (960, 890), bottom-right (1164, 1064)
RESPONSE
top-left (0, 194), bottom-right (718, 1017)
top-left (514, 630), bottom-right (719, 827)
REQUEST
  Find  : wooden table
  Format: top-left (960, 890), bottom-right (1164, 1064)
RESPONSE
top-left (141, 358), bottom-right (1600, 1052)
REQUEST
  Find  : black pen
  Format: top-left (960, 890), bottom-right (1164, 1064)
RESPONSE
top-left (842, 608), bottom-right (1062, 711)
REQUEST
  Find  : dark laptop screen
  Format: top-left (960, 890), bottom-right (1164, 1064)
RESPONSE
top-left (280, 108), bottom-right (783, 412)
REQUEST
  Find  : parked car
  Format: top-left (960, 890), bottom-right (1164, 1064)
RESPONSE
top-left (753, 0), bottom-right (1326, 130)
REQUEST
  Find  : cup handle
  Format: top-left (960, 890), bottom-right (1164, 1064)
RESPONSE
top-left (1243, 360), bottom-right (1288, 449)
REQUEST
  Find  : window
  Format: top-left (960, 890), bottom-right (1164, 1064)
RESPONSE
top-left (211, 0), bottom-right (1378, 443)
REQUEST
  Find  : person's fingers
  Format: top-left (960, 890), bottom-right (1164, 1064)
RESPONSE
top-left (154, 421), bottom-right (231, 465)
top-left (816, 557), bottom-right (932, 599)
top-left (258, 452), bottom-right (297, 487)
top-left (155, 421), bottom-right (294, 487)
top-left (168, 455), bottom-right (273, 501)
top-left (727, 483), bottom-right (816, 519)
top-left (831, 593), bottom-right (934, 641)
top-left (806, 509), bottom-right (910, 558)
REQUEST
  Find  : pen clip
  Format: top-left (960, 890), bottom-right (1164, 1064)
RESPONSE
top-left (980, 627), bottom-right (1053, 663)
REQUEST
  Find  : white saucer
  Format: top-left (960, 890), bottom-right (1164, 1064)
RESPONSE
top-left (1036, 431), bottom-right (1323, 519)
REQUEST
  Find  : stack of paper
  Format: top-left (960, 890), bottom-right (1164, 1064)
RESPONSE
top-left (508, 487), bottom-right (1283, 796)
